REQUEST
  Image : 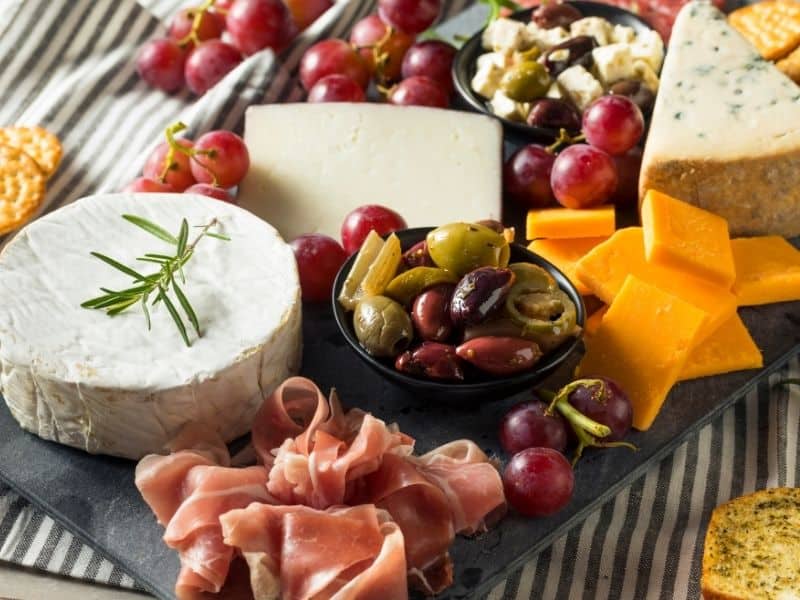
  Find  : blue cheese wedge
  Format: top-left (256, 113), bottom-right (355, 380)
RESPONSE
top-left (639, 1), bottom-right (800, 236)
top-left (0, 193), bottom-right (302, 459)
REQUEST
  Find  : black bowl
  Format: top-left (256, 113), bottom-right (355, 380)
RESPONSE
top-left (331, 227), bottom-right (586, 402)
top-left (452, 2), bottom-right (656, 143)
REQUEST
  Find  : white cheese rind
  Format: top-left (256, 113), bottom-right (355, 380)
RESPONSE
top-left (640, 1), bottom-right (800, 236)
top-left (0, 193), bottom-right (302, 458)
top-left (238, 104), bottom-right (503, 240)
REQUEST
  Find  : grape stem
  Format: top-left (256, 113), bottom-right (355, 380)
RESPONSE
top-left (546, 129), bottom-right (586, 155)
top-left (177, 0), bottom-right (217, 48)
top-left (352, 25), bottom-right (396, 85)
top-left (542, 379), bottom-right (638, 466)
top-left (159, 121), bottom-right (219, 187)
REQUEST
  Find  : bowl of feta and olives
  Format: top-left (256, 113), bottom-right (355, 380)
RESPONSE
top-left (451, 1), bottom-right (662, 142)
top-left (332, 222), bottom-right (585, 400)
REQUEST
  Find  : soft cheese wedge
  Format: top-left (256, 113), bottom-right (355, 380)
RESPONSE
top-left (0, 194), bottom-right (302, 459)
top-left (238, 104), bottom-right (503, 240)
top-left (639, 1), bottom-right (800, 237)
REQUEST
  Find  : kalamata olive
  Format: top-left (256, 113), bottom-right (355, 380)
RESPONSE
top-left (412, 283), bottom-right (455, 342)
top-left (532, 2), bottom-right (583, 29)
top-left (353, 295), bottom-right (413, 357)
top-left (427, 222), bottom-right (511, 276)
top-left (543, 36), bottom-right (597, 77)
top-left (395, 342), bottom-right (465, 381)
top-left (609, 79), bottom-right (656, 115)
top-left (456, 336), bottom-right (543, 376)
top-left (500, 61), bottom-right (551, 102)
top-left (450, 267), bottom-right (515, 327)
top-left (403, 240), bottom-right (434, 269)
top-left (526, 98), bottom-right (582, 132)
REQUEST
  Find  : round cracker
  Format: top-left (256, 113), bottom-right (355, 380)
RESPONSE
top-left (0, 145), bottom-right (46, 235)
top-left (0, 126), bottom-right (62, 179)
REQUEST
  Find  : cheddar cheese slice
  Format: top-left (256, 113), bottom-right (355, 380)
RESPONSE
top-left (528, 237), bottom-right (608, 296)
top-left (584, 305), bottom-right (608, 337)
top-left (526, 206), bottom-right (616, 240)
top-left (678, 314), bottom-right (763, 381)
top-left (575, 228), bottom-right (737, 343)
top-left (731, 236), bottom-right (800, 306)
top-left (578, 275), bottom-right (707, 431)
top-left (641, 190), bottom-right (736, 288)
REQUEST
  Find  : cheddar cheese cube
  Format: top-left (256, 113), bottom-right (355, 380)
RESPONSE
top-left (528, 237), bottom-right (608, 296)
top-left (731, 236), bottom-right (800, 306)
top-left (641, 190), bottom-right (736, 288)
top-left (678, 314), bottom-right (763, 381)
top-left (578, 275), bottom-right (707, 430)
top-left (526, 206), bottom-right (615, 240)
top-left (575, 227), bottom-right (737, 343)
top-left (584, 305), bottom-right (608, 336)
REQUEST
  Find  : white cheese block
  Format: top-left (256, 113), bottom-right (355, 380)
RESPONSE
top-left (0, 193), bottom-right (302, 459)
top-left (592, 43), bottom-right (637, 86)
top-left (482, 18), bottom-right (530, 53)
top-left (629, 29), bottom-right (664, 72)
top-left (472, 60), bottom-right (505, 98)
top-left (239, 104), bottom-right (503, 240)
top-left (570, 17), bottom-right (612, 46)
top-left (639, 1), bottom-right (800, 236)
top-left (490, 90), bottom-right (528, 121)
top-left (611, 24), bottom-right (636, 44)
top-left (526, 23), bottom-right (569, 51)
top-left (556, 64), bottom-right (604, 111)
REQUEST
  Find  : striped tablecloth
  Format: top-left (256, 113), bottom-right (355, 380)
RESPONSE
top-left (0, 1), bottom-right (798, 598)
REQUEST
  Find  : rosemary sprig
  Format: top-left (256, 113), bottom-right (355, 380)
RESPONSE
top-left (82, 214), bottom-right (230, 347)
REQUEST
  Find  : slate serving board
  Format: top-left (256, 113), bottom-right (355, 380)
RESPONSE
top-left (0, 3), bottom-right (797, 600)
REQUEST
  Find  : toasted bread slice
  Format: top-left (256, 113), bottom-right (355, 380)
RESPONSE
top-left (702, 487), bottom-right (800, 600)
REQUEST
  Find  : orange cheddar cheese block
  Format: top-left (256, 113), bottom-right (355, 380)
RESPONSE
top-left (641, 190), bottom-right (736, 288)
top-left (528, 237), bottom-right (608, 296)
top-left (731, 236), bottom-right (800, 306)
top-left (678, 314), bottom-right (763, 381)
top-left (526, 206), bottom-right (615, 240)
top-left (584, 305), bottom-right (608, 337)
top-left (575, 227), bottom-right (737, 343)
top-left (578, 275), bottom-right (707, 430)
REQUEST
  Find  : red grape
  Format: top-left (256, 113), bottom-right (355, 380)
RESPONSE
top-left (612, 146), bottom-right (643, 206)
top-left (389, 75), bottom-right (448, 108)
top-left (226, 0), bottom-right (295, 55)
top-left (499, 401), bottom-right (569, 455)
top-left (190, 130), bottom-right (250, 188)
top-left (349, 15), bottom-right (413, 82)
top-left (123, 177), bottom-right (176, 193)
top-left (213, 0), bottom-right (235, 10)
top-left (286, 0), bottom-right (333, 30)
top-left (503, 145), bottom-right (556, 208)
top-left (566, 378), bottom-right (632, 442)
top-left (550, 144), bottom-right (618, 209)
top-left (340, 205), bottom-right (407, 254)
top-left (168, 8), bottom-right (224, 46)
top-left (378, 0), bottom-right (441, 34)
top-left (290, 234), bottom-right (348, 302)
top-left (136, 38), bottom-right (187, 93)
top-left (401, 40), bottom-right (456, 94)
top-left (299, 39), bottom-right (370, 91)
top-left (142, 139), bottom-right (196, 192)
top-left (184, 40), bottom-right (243, 95)
top-left (582, 95), bottom-right (644, 156)
top-left (503, 447), bottom-right (574, 517)
top-left (307, 74), bottom-right (366, 102)
top-left (185, 183), bottom-right (234, 202)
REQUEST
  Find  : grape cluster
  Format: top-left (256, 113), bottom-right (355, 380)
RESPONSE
top-left (299, 0), bottom-right (457, 108)
top-left (124, 122), bottom-right (250, 203)
top-left (504, 95), bottom-right (644, 209)
top-left (137, 0), bottom-right (332, 95)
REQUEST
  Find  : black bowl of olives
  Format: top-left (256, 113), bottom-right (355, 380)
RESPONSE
top-left (331, 224), bottom-right (586, 401)
top-left (451, 1), bottom-right (658, 143)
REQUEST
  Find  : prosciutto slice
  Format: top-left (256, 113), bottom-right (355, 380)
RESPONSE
top-left (220, 503), bottom-right (407, 600)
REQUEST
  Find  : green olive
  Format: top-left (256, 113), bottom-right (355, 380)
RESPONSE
top-left (505, 288), bottom-right (578, 338)
top-left (500, 61), bottom-right (551, 102)
top-left (384, 267), bottom-right (459, 306)
top-left (426, 222), bottom-right (510, 277)
top-left (508, 262), bottom-right (557, 293)
top-left (353, 295), bottom-right (413, 357)
top-left (515, 47), bottom-right (542, 64)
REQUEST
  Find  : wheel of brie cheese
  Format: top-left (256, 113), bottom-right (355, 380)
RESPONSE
top-left (0, 193), bottom-right (302, 459)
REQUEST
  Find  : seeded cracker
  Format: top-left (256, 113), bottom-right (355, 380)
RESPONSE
top-left (0, 146), bottom-right (46, 235)
top-left (0, 126), bottom-right (62, 179)
top-left (728, 0), bottom-right (800, 61)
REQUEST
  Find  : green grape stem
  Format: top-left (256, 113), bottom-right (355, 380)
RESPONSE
top-left (177, 0), bottom-right (217, 48)
top-left (159, 121), bottom-right (219, 187)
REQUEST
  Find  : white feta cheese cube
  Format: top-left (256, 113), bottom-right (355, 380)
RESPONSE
top-left (490, 90), bottom-right (527, 121)
top-left (632, 60), bottom-right (660, 92)
top-left (557, 64), bottom-right (604, 111)
top-left (570, 17), bottom-right (612, 46)
top-left (471, 61), bottom-right (505, 98)
top-left (526, 23), bottom-right (570, 51)
top-left (482, 18), bottom-right (529, 53)
top-left (592, 43), bottom-right (637, 86)
top-left (545, 82), bottom-right (564, 100)
top-left (630, 29), bottom-right (665, 72)
top-left (476, 51), bottom-right (507, 71)
top-left (611, 24), bottom-right (636, 44)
